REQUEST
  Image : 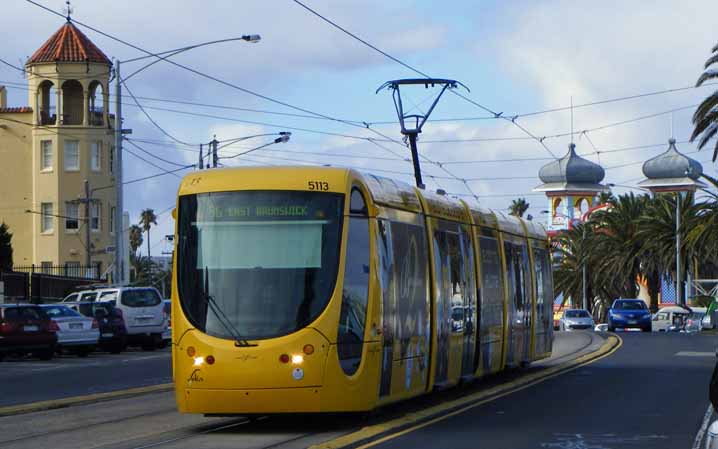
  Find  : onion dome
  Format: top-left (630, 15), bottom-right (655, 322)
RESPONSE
top-left (638, 139), bottom-right (706, 192)
top-left (27, 21), bottom-right (111, 66)
top-left (539, 143), bottom-right (605, 184)
top-left (534, 143), bottom-right (606, 193)
top-left (642, 138), bottom-right (703, 180)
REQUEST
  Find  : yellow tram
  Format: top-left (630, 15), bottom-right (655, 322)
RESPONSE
top-left (171, 167), bottom-right (553, 414)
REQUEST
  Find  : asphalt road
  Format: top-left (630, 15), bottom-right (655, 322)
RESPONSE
top-left (1, 332), bottom-right (713, 449)
top-left (369, 332), bottom-right (717, 449)
top-left (0, 348), bottom-right (171, 406)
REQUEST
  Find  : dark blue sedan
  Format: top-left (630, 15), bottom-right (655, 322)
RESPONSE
top-left (608, 299), bottom-right (652, 332)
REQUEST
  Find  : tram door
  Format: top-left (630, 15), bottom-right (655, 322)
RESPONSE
top-left (504, 239), bottom-right (532, 366)
top-left (377, 218), bottom-right (430, 398)
top-left (432, 222), bottom-right (473, 387)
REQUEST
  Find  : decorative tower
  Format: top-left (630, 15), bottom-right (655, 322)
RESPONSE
top-left (638, 138), bottom-right (706, 306)
top-left (533, 143), bottom-right (607, 236)
top-left (24, 18), bottom-right (115, 276)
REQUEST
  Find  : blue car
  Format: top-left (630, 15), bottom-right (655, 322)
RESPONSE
top-left (608, 299), bottom-right (652, 332)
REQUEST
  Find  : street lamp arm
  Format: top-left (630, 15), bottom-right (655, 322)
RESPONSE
top-left (121, 36), bottom-right (261, 82)
top-left (219, 136), bottom-right (291, 161)
top-left (217, 132), bottom-right (291, 150)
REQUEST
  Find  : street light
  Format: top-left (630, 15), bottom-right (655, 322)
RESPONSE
top-left (112, 35), bottom-right (261, 284)
top-left (218, 134), bottom-right (292, 162)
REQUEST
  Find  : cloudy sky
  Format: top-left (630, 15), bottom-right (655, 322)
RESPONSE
top-left (2, 0), bottom-right (717, 255)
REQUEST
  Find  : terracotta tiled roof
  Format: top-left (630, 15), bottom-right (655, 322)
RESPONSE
top-left (0, 107), bottom-right (33, 113)
top-left (27, 21), bottom-right (110, 65)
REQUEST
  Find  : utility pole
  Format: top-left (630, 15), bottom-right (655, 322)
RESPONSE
top-left (198, 143), bottom-right (204, 169)
top-left (77, 180), bottom-right (93, 277)
top-left (114, 60), bottom-right (124, 285)
top-left (211, 136), bottom-right (219, 168)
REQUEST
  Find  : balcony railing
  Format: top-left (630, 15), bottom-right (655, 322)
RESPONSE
top-left (39, 106), bottom-right (57, 125)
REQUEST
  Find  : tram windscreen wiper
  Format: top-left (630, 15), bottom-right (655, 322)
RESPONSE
top-left (202, 266), bottom-right (257, 347)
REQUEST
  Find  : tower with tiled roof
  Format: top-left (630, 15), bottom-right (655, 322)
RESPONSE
top-left (0, 18), bottom-right (117, 278)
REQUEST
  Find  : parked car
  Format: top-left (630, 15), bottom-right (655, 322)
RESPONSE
top-left (559, 309), bottom-right (595, 331)
top-left (69, 287), bottom-right (168, 349)
top-left (0, 304), bottom-right (57, 361)
top-left (160, 299), bottom-right (171, 349)
top-left (39, 304), bottom-right (99, 356)
top-left (62, 290), bottom-right (100, 302)
top-left (63, 301), bottom-right (127, 353)
top-left (608, 299), bottom-right (652, 332)
top-left (652, 306), bottom-right (691, 332)
top-left (684, 307), bottom-right (707, 333)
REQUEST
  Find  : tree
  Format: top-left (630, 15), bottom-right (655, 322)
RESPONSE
top-left (129, 224), bottom-right (143, 258)
top-left (139, 209), bottom-right (157, 259)
top-left (690, 42), bottom-right (718, 161)
top-left (508, 198), bottom-right (530, 217)
top-left (0, 222), bottom-right (13, 271)
top-left (587, 193), bottom-right (649, 301)
top-left (597, 191), bottom-right (616, 205)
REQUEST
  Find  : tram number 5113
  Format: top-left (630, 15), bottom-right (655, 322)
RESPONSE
top-left (308, 181), bottom-right (330, 191)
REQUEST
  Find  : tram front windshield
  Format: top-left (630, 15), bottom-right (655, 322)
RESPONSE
top-left (177, 190), bottom-right (344, 340)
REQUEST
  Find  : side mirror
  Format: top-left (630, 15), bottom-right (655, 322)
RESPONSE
top-left (710, 356), bottom-right (718, 412)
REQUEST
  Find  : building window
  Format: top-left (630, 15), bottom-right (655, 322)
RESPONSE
top-left (109, 145), bottom-right (114, 174)
top-left (65, 202), bottom-right (79, 230)
top-left (110, 206), bottom-right (116, 234)
top-left (65, 261), bottom-right (81, 277)
top-left (41, 261), bottom-right (53, 274)
top-left (64, 140), bottom-right (80, 171)
top-left (91, 141), bottom-right (101, 172)
top-left (91, 202), bottom-right (101, 231)
top-left (41, 202), bottom-right (53, 233)
top-left (41, 140), bottom-right (53, 171)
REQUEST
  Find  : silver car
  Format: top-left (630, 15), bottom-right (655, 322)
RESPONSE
top-left (559, 309), bottom-right (595, 331)
top-left (40, 304), bottom-right (99, 356)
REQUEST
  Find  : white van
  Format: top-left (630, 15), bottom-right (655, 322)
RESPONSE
top-left (652, 306), bottom-right (691, 332)
top-left (70, 286), bottom-right (167, 349)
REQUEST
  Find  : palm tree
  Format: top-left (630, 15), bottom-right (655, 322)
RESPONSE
top-left (129, 224), bottom-right (143, 258)
top-left (508, 198), bottom-right (530, 217)
top-left (597, 191), bottom-right (616, 205)
top-left (139, 209), bottom-right (157, 259)
top-left (690, 42), bottom-right (718, 161)
top-left (553, 223), bottom-right (593, 309)
top-left (586, 193), bottom-right (649, 300)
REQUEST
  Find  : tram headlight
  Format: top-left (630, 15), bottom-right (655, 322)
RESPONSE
top-left (193, 356), bottom-right (205, 367)
top-left (291, 354), bottom-right (304, 365)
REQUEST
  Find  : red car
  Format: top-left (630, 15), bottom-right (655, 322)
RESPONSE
top-left (0, 304), bottom-right (58, 361)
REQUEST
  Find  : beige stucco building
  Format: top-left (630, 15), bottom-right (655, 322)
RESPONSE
top-left (0, 20), bottom-right (117, 278)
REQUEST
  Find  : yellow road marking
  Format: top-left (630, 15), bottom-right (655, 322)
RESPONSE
top-left (314, 335), bottom-right (622, 449)
top-left (0, 383), bottom-right (174, 417)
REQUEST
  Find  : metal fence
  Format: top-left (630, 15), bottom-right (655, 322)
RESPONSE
top-left (30, 273), bottom-right (102, 303)
top-left (13, 265), bottom-right (103, 280)
top-left (0, 271), bottom-right (30, 303)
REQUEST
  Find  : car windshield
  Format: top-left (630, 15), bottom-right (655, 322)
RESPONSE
top-left (565, 310), bottom-right (591, 318)
top-left (177, 190), bottom-right (344, 340)
top-left (42, 306), bottom-right (81, 318)
top-left (689, 312), bottom-right (705, 320)
top-left (121, 289), bottom-right (161, 307)
top-left (614, 301), bottom-right (647, 310)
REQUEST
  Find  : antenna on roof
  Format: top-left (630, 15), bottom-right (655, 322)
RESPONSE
top-left (570, 96), bottom-right (574, 144)
top-left (63, 0), bottom-right (73, 22)
top-left (670, 112), bottom-right (674, 140)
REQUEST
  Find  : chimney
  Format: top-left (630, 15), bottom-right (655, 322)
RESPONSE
top-left (0, 86), bottom-right (6, 109)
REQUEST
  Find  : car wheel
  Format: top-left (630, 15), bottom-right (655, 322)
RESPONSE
top-left (642, 326), bottom-right (652, 333)
top-left (608, 326), bottom-right (615, 332)
top-left (38, 348), bottom-right (54, 361)
top-left (0, 353), bottom-right (4, 362)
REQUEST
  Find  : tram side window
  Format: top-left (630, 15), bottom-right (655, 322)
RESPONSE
top-left (504, 241), bottom-right (526, 316)
top-left (338, 216), bottom-right (370, 375)
top-left (446, 232), bottom-right (466, 334)
top-left (479, 236), bottom-right (503, 331)
top-left (534, 248), bottom-right (547, 318)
